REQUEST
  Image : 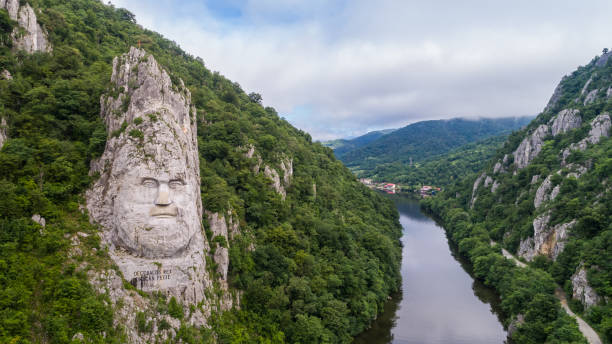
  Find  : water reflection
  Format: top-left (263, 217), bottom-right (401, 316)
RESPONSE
top-left (354, 196), bottom-right (506, 344)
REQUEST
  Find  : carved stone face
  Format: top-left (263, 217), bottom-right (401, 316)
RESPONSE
top-left (111, 157), bottom-right (200, 259)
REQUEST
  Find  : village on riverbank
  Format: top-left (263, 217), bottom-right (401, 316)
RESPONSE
top-left (358, 178), bottom-right (441, 197)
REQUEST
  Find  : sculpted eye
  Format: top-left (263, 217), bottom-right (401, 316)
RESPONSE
top-left (142, 179), bottom-right (158, 188)
top-left (168, 180), bottom-right (185, 189)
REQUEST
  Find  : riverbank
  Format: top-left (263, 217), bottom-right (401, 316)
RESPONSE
top-left (354, 197), bottom-right (506, 343)
top-left (421, 198), bottom-right (589, 343)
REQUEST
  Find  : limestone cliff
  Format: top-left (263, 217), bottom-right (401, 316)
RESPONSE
top-left (86, 47), bottom-right (223, 343)
top-left (518, 213), bottom-right (574, 261)
top-left (0, 117), bottom-right (6, 149)
top-left (0, 0), bottom-right (51, 53)
top-left (571, 264), bottom-right (602, 309)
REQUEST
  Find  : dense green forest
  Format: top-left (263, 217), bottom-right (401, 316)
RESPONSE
top-left (422, 51), bottom-right (612, 343)
top-left (0, 1), bottom-right (402, 343)
top-left (357, 134), bottom-right (508, 187)
top-left (338, 117), bottom-right (532, 175)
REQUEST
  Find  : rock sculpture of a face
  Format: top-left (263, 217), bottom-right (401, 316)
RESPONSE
top-left (87, 47), bottom-right (210, 304)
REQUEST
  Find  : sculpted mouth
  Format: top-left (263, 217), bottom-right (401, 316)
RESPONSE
top-left (150, 205), bottom-right (178, 218)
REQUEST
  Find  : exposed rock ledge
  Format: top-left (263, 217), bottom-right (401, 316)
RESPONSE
top-left (0, 0), bottom-right (51, 53)
top-left (244, 144), bottom-right (293, 200)
top-left (518, 213), bottom-right (575, 261)
top-left (513, 109), bottom-right (582, 169)
top-left (572, 264), bottom-right (602, 309)
top-left (0, 117), bottom-right (7, 149)
top-left (562, 113), bottom-right (611, 164)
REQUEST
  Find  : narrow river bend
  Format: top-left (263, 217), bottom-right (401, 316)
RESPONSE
top-left (354, 197), bottom-right (507, 344)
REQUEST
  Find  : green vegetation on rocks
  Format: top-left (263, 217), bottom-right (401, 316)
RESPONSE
top-left (423, 49), bottom-right (612, 343)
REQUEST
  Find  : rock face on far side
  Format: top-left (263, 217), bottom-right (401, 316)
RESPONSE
top-left (562, 113), bottom-right (611, 164)
top-left (518, 213), bottom-right (575, 261)
top-left (513, 124), bottom-right (549, 169)
top-left (549, 109), bottom-right (582, 137)
top-left (0, 117), bottom-right (7, 149)
top-left (0, 0), bottom-right (51, 53)
top-left (571, 264), bottom-right (602, 309)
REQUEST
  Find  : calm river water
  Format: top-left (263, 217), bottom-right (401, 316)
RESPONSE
top-left (354, 196), bottom-right (507, 344)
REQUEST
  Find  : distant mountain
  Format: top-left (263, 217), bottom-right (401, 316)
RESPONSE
top-left (339, 117), bottom-right (533, 173)
top-left (322, 128), bottom-right (396, 156)
top-left (365, 134), bottom-right (509, 186)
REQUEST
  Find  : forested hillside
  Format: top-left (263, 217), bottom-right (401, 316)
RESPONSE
top-left (0, 1), bottom-right (402, 343)
top-left (339, 117), bottom-right (532, 176)
top-left (367, 134), bottom-right (508, 187)
top-left (423, 50), bottom-right (612, 343)
top-left (321, 128), bottom-right (395, 158)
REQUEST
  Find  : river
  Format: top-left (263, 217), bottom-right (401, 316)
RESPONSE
top-left (354, 196), bottom-right (507, 344)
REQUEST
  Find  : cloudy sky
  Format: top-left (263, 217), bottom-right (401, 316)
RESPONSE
top-left (110, 0), bottom-right (612, 140)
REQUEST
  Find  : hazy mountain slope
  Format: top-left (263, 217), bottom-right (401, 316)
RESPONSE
top-left (0, 1), bottom-right (402, 343)
top-left (339, 117), bottom-right (532, 172)
top-left (365, 134), bottom-right (509, 186)
top-left (423, 50), bottom-right (612, 343)
top-left (322, 128), bottom-right (395, 157)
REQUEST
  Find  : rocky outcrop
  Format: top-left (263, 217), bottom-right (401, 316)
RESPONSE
top-left (1, 69), bottom-right (11, 80)
top-left (0, 0), bottom-right (51, 53)
top-left (534, 175), bottom-right (560, 209)
top-left (513, 124), bottom-right (549, 169)
top-left (550, 109), bottom-right (582, 137)
top-left (514, 109), bottom-right (582, 169)
top-left (0, 117), bottom-right (7, 149)
top-left (584, 89), bottom-right (598, 105)
top-left (571, 264), bottom-right (602, 309)
top-left (596, 50), bottom-right (612, 67)
top-left (562, 113), bottom-right (611, 164)
top-left (544, 76), bottom-right (566, 113)
top-left (86, 48), bottom-right (216, 341)
top-left (518, 213), bottom-right (575, 261)
top-left (31, 214), bottom-right (45, 227)
top-left (491, 180), bottom-right (500, 193)
top-left (244, 145), bottom-right (293, 200)
top-left (470, 172), bottom-right (486, 207)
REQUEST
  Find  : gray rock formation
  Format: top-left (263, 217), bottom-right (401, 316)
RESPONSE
top-left (31, 214), bottom-right (45, 227)
top-left (531, 175), bottom-right (540, 185)
top-left (0, 117), bottom-right (7, 149)
top-left (596, 50), bottom-right (612, 67)
top-left (484, 175), bottom-right (493, 188)
top-left (544, 76), bottom-right (566, 113)
top-left (571, 264), bottom-right (602, 308)
top-left (244, 144), bottom-right (293, 200)
top-left (518, 213), bottom-right (575, 261)
top-left (206, 211), bottom-right (230, 281)
top-left (491, 180), bottom-right (500, 193)
top-left (1, 69), bottom-right (11, 80)
top-left (86, 48), bottom-right (212, 309)
top-left (514, 109), bottom-right (583, 169)
top-left (513, 124), bottom-right (549, 169)
top-left (493, 161), bottom-right (504, 174)
top-left (549, 109), bottom-right (582, 137)
top-left (534, 175), bottom-right (561, 209)
top-left (562, 113), bottom-right (611, 164)
top-left (584, 89), bottom-right (598, 105)
top-left (0, 0), bottom-right (51, 53)
top-left (581, 76), bottom-right (594, 96)
top-left (470, 172), bottom-right (486, 207)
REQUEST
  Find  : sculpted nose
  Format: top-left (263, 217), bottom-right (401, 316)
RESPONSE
top-left (155, 183), bottom-right (172, 206)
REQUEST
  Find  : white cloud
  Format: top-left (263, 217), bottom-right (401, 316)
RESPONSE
top-left (110, 0), bottom-right (612, 140)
